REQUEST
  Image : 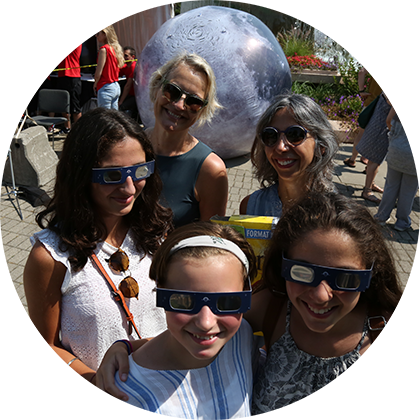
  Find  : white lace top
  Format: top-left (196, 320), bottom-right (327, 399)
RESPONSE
top-left (31, 229), bottom-right (167, 371)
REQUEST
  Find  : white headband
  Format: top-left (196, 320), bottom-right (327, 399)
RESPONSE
top-left (169, 235), bottom-right (249, 274)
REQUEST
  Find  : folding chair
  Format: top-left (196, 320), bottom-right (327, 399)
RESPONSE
top-left (30, 89), bottom-right (70, 150)
top-left (0, 146), bottom-right (23, 220)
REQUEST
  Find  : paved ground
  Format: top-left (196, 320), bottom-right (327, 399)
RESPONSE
top-left (2, 139), bottom-right (418, 313)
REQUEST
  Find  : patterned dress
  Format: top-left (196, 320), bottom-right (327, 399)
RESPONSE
top-left (252, 301), bottom-right (368, 413)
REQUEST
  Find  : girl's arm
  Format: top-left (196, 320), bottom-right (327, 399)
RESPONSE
top-left (93, 48), bottom-right (107, 93)
top-left (24, 242), bottom-right (65, 352)
top-left (195, 153), bottom-right (228, 221)
top-left (95, 339), bottom-right (150, 400)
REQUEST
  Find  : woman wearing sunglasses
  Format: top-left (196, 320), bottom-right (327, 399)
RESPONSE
top-left (240, 93), bottom-right (338, 216)
top-left (23, 108), bottom-right (173, 382)
top-left (146, 52), bottom-right (228, 228)
top-left (94, 25), bottom-right (125, 110)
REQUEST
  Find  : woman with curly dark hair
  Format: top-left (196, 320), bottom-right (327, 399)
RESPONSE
top-left (24, 108), bottom-right (173, 382)
top-left (250, 192), bottom-right (403, 413)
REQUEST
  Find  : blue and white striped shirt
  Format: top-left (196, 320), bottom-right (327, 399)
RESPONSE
top-left (116, 320), bottom-right (254, 418)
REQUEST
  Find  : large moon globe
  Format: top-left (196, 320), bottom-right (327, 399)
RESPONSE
top-left (135, 6), bottom-right (292, 159)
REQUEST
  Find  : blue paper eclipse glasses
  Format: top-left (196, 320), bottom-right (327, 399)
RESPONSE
top-left (92, 161), bottom-right (155, 185)
top-left (156, 279), bottom-right (252, 315)
top-left (281, 254), bottom-right (373, 292)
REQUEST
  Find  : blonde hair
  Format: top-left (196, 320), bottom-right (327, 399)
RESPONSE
top-left (149, 52), bottom-right (223, 127)
top-left (102, 25), bottom-right (125, 68)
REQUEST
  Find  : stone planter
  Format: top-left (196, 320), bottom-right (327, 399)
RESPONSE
top-left (291, 69), bottom-right (341, 84)
top-left (329, 120), bottom-right (360, 144)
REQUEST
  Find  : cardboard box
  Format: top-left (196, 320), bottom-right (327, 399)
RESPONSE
top-left (210, 215), bottom-right (279, 285)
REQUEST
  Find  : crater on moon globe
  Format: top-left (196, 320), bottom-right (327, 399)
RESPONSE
top-left (135, 6), bottom-right (292, 159)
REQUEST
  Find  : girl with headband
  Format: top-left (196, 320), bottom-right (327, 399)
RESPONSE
top-left (112, 221), bottom-right (258, 418)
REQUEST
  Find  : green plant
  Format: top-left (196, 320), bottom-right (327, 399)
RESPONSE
top-left (174, 2), bottom-right (181, 15)
top-left (277, 27), bottom-right (315, 57)
top-left (292, 81), bottom-right (364, 136)
top-left (335, 58), bottom-right (361, 97)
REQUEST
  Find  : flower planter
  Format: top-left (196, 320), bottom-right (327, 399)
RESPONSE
top-left (291, 69), bottom-right (341, 84)
top-left (329, 120), bottom-right (360, 144)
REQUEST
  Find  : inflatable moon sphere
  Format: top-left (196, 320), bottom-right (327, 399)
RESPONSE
top-left (135, 6), bottom-right (292, 159)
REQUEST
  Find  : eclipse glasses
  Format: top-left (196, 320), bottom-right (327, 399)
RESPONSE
top-left (92, 161), bottom-right (155, 185)
top-left (156, 278), bottom-right (252, 315)
top-left (281, 254), bottom-right (373, 292)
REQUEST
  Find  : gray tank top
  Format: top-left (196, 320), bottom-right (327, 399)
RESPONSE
top-left (156, 141), bottom-right (213, 228)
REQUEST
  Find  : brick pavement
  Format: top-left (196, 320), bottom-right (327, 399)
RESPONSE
top-left (1, 140), bottom-right (417, 313)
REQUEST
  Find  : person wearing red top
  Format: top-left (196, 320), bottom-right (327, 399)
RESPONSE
top-left (94, 25), bottom-right (124, 110)
top-left (118, 47), bottom-right (138, 118)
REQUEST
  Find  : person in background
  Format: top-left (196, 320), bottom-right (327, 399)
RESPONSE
top-left (94, 25), bottom-right (125, 110)
top-left (356, 93), bottom-right (392, 204)
top-left (57, 27), bottom-right (82, 135)
top-left (374, 109), bottom-right (418, 231)
top-left (118, 46), bottom-right (138, 118)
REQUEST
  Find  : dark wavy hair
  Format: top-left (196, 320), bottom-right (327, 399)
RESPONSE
top-left (150, 221), bottom-right (257, 288)
top-left (36, 108), bottom-right (173, 270)
top-left (251, 93), bottom-right (339, 193)
top-left (261, 192), bottom-right (402, 316)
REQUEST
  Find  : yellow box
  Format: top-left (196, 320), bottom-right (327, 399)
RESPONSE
top-left (210, 215), bottom-right (279, 285)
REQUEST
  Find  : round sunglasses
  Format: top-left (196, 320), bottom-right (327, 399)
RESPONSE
top-left (107, 248), bottom-right (139, 299)
top-left (260, 125), bottom-right (308, 147)
top-left (161, 79), bottom-right (208, 112)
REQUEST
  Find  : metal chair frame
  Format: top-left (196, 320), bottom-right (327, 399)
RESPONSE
top-left (29, 89), bottom-right (70, 150)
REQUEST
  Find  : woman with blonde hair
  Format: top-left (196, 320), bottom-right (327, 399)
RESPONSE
top-left (146, 52), bottom-right (228, 228)
top-left (94, 25), bottom-right (125, 109)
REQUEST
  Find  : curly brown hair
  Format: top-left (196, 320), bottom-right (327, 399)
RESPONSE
top-left (261, 192), bottom-right (402, 316)
top-left (36, 108), bottom-right (173, 270)
top-left (150, 221), bottom-right (257, 287)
